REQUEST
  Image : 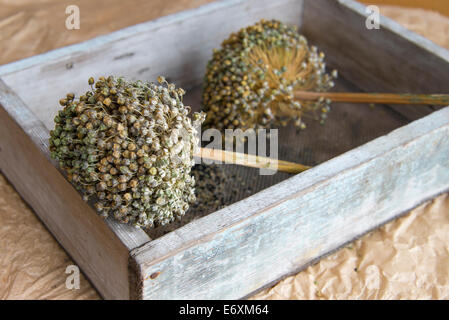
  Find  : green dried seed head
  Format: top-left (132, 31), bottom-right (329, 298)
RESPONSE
top-left (49, 75), bottom-right (205, 229)
top-left (202, 19), bottom-right (338, 132)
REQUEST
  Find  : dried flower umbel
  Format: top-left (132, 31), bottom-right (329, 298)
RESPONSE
top-left (202, 19), bottom-right (338, 131)
top-left (49, 76), bottom-right (205, 228)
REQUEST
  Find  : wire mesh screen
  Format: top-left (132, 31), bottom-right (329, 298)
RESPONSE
top-left (145, 75), bottom-right (414, 239)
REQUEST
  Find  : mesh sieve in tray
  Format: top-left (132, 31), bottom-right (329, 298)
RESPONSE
top-left (145, 76), bottom-right (411, 239)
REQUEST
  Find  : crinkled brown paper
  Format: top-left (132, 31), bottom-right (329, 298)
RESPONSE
top-left (1, 1), bottom-right (448, 299)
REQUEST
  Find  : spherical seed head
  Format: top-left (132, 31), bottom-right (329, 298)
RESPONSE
top-left (202, 19), bottom-right (338, 132)
top-left (49, 76), bottom-right (205, 229)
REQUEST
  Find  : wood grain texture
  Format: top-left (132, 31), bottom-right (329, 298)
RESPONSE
top-left (131, 107), bottom-right (449, 299)
top-left (0, 79), bottom-right (149, 299)
top-left (302, 0), bottom-right (449, 121)
top-left (361, 0), bottom-right (449, 17)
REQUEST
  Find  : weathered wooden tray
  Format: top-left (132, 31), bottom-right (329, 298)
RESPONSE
top-left (1, 0), bottom-right (449, 299)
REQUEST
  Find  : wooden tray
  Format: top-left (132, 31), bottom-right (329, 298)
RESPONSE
top-left (1, 0), bottom-right (449, 299)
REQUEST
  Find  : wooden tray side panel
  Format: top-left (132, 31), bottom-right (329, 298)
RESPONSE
top-left (0, 79), bottom-right (138, 300)
top-left (132, 108), bottom-right (449, 299)
top-left (302, 0), bottom-right (449, 121)
top-left (131, 108), bottom-right (449, 299)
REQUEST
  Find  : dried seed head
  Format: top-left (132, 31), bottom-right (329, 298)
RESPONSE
top-left (49, 75), bottom-right (205, 228)
top-left (202, 19), bottom-right (338, 132)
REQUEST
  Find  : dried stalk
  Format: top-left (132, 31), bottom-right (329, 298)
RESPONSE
top-left (196, 147), bottom-right (310, 174)
top-left (294, 91), bottom-right (449, 105)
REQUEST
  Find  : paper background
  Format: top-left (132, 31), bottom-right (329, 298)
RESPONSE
top-left (0, 1), bottom-right (448, 299)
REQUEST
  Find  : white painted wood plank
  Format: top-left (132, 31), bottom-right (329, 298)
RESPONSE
top-left (131, 107), bottom-right (449, 299)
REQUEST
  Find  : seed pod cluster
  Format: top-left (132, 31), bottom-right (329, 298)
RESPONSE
top-left (202, 19), bottom-right (338, 131)
top-left (49, 76), bottom-right (205, 228)
top-left (147, 163), bottom-right (258, 239)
